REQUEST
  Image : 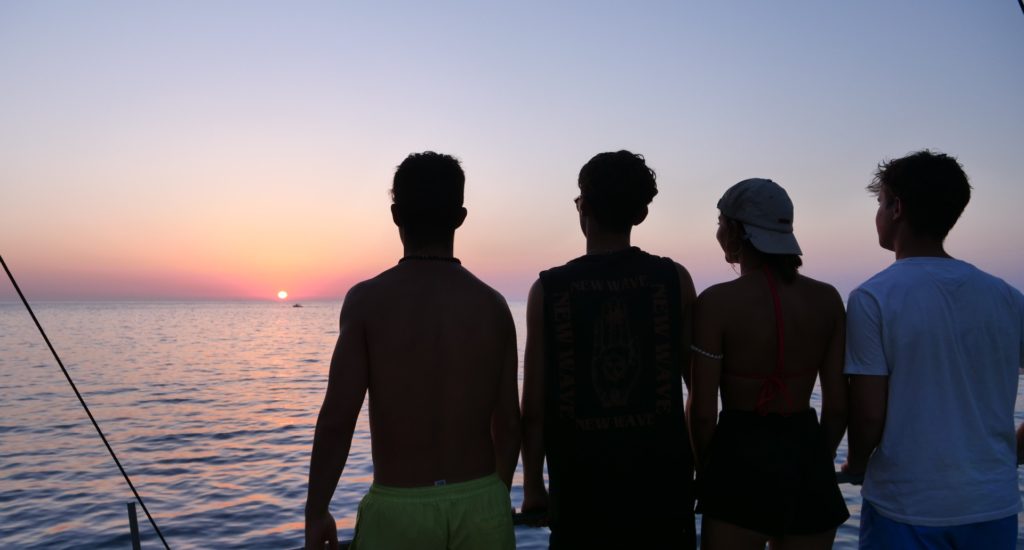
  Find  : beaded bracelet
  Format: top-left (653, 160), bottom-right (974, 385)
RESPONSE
top-left (690, 344), bottom-right (724, 361)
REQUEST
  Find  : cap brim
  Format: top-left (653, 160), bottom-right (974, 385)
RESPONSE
top-left (746, 226), bottom-right (802, 255)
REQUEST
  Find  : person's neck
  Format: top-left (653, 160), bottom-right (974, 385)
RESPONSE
top-left (738, 253), bottom-right (766, 276)
top-left (586, 235), bottom-right (632, 255)
top-left (402, 242), bottom-right (455, 259)
top-left (584, 225), bottom-right (632, 255)
top-left (892, 234), bottom-right (950, 260)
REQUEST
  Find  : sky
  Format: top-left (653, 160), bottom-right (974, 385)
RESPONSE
top-left (2, 1), bottom-right (1023, 302)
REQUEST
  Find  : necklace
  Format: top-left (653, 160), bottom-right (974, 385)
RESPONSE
top-left (399, 255), bottom-right (461, 264)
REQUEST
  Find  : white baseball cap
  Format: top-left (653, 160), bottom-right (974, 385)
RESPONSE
top-left (717, 178), bottom-right (802, 255)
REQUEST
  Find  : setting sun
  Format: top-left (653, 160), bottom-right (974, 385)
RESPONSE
top-left (277, 290), bottom-right (288, 300)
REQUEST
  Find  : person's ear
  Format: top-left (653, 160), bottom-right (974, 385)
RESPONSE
top-left (633, 205), bottom-right (649, 226)
top-left (453, 207), bottom-right (467, 229)
top-left (577, 197), bottom-right (590, 217)
top-left (891, 197), bottom-right (903, 221)
top-left (390, 204), bottom-right (402, 226)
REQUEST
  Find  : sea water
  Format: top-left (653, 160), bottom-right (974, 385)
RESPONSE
top-left (1, 300), bottom-right (1022, 549)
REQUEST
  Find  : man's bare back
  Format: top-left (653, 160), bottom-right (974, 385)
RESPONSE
top-left (348, 259), bottom-right (519, 487)
top-left (305, 152), bottom-right (521, 549)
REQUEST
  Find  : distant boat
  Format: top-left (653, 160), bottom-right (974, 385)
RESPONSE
top-left (292, 303), bottom-right (303, 308)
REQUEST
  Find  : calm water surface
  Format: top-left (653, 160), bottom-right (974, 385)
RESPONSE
top-left (1, 301), bottom-right (1022, 548)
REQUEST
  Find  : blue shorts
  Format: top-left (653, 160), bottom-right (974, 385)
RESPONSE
top-left (860, 500), bottom-right (1017, 550)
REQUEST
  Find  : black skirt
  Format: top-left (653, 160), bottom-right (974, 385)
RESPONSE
top-left (696, 408), bottom-right (850, 536)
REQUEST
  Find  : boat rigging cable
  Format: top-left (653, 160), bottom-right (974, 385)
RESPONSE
top-left (1, 255), bottom-right (171, 550)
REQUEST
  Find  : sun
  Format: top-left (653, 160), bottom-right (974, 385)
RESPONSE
top-left (277, 290), bottom-right (288, 300)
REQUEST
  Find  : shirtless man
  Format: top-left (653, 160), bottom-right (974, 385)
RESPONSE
top-left (304, 152), bottom-right (521, 550)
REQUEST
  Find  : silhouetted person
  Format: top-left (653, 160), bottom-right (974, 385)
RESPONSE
top-left (843, 151), bottom-right (1023, 548)
top-left (521, 151), bottom-right (697, 549)
top-left (304, 152), bottom-right (521, 550)
top-left (688, 179), bottom-right (848, 550)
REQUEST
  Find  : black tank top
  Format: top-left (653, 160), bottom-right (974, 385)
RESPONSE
top-left (539, 247), bottom-right (694, 525)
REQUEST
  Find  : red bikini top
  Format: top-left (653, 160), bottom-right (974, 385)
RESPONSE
top-left (727, 267), bottom-right (815, 416)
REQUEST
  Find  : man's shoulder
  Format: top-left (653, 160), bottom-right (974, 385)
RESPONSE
top-left (626, 247), bottom-right (680, 269)
top-left (344, 268), bottom-right (395, 298)
top-left (850, 259), bottom-right (1024, 321)
top-left (341, 265), bottom-right (410, 306)
top-left (968, 270), bottom-right (1024, 321)
top-left (540, 249), bottom-right (678, 278)
top-left (863, 259), bottom-right (1021, 302)
top-left (539, 256), bottom-right (585, 279)
top-left (654, 254), bottom-right (692, 279)
top-left (452, 267), bottom-right (510, 308)
top-left (963, 265), bottom-right (1023, 299)
top-left (848, 261), bottom-right (919, 303)
top-left (856, 261), bottom-right (902, 287)
top-left (340, 277), bottom-right (382, 313)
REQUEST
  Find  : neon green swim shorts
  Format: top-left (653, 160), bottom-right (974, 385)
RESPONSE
top-left (350, 473), bottom-right (514, 550)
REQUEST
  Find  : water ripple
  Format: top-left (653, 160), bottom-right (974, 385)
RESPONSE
top-left (2, 301), bottom-right (1022, 548)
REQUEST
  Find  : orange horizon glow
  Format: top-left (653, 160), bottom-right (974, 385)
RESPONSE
top-left (2, 3), bottom-right (1023, 306)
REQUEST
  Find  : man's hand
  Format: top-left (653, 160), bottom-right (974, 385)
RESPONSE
top-left (520, 486), bottom-right (549, 527)
top-left (305, 511), bottom-right (338, 550)
top-left (1016, 424), bottom-right (1024, 465)
top-left (840, 460), bottom-right (865, 486)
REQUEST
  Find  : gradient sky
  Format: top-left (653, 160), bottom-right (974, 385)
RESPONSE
top-left (2, 1), bottom-right (1023, 302)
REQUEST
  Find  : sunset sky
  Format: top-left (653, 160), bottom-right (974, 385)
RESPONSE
top-left (2, 2), bottom-right (1023, 302)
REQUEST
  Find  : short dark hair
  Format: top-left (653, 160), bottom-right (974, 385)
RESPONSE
top-left (868, 150), bottom-right (971, 240)
top-left (391, 152), bottom-right (465, 242)
top-left (578, 150), bottom-right (658, 232)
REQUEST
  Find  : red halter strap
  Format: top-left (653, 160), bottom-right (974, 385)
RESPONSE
top-left (755, 266), bottom-right (794, 416)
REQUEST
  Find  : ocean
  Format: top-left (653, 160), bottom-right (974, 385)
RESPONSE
top-left (1, 300), bottom-right (1021, 549)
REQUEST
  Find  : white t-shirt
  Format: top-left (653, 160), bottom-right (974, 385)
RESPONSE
top-left (845, 257), bottom-right (1024, 526)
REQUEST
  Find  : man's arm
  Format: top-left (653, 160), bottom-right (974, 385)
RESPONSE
top-left (1017, 424), bottom-right (1024, 465)
top-left (675, 263), bottom-right (698, 391)
top-left (845, 375), bottom-right (888, 475)
top-left (819, 288), bottom-right (849, 456)
top-left (520, 279), bottom-right (548, 514)
top-left (1018, 292), bottom-right (1024, 465)
top-left (687, 290), bottom-right (723, 469)
top-left (841, 289), bottom-right (889, 477)
top-left (491, 301), bottom-right (522, 490)
top-left (304, 288), bottom-right (370, 547)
